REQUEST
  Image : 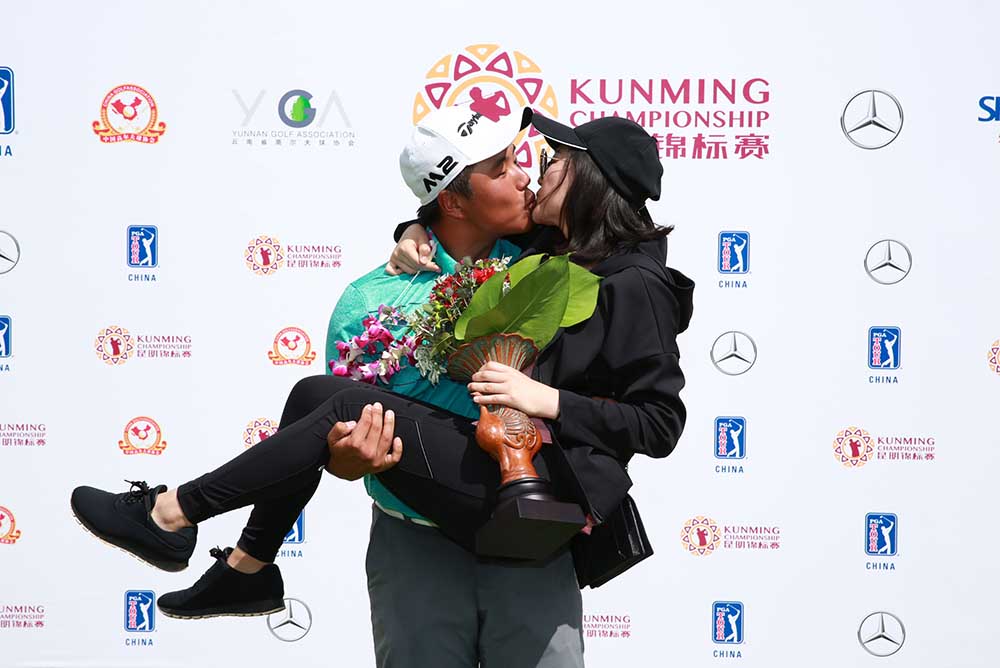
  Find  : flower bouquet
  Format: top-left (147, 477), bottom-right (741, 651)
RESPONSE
top-left (330, 251), bottom-right (602, 559)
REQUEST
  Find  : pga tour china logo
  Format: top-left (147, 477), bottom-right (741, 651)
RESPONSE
top-left (713, 601), bottom-right (744, 645)
top-left (92, 85), bottom-right (166, 144)
top-left (268, 327), bottom-right (317, 366)
top-left (414, 44), bottom-right (558, 169)
top-left (866, 513), bottom-right (897, 557)
top-left (124, 591), bottom-right (155, 632)
top-left (833, 426), bottom-right (935, 468)
top-left (119, 417), bottom-right (167, 456)
top-left (243, 418), bottom-right (279, 449)
top-left (127, 225), bottom-right (158, 266)
top-left (681, 516), bottom-right (781, 555)
top-left (0, 506), bottom-right (22, 545)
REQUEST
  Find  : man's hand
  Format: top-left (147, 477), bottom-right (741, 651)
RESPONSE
top-left (325, 402), bottom-right (403, 480)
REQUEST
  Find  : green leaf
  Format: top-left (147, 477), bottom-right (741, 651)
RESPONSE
top-left (459, 255), bottom-right (571, 349)
top-left (505, 253), bottom-right (545, 288)
top-left (562, 262), bottom-right (602, 327)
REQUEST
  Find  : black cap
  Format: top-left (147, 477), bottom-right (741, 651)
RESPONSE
top-left (531, 114), bottom-right (662, 207)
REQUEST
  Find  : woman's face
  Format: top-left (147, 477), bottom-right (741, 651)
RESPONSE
top-left (532, 148), bottom-right (572, 235)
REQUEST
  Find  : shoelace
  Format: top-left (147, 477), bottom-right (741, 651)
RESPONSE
top-left (123, 480), bottom-right (151, 504)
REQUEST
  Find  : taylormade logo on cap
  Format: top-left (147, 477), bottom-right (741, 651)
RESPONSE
top-left (400, 90), bottom-right (530, 205)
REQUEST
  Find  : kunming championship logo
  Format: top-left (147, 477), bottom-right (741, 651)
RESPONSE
top-left (245, 235), bottom-right (285, 276)
top-left (413, 44), bottom-right (559, 169)
top-left (680, 516), bottom-right (721, 556)
top-left (92, 85), bottom-right (166, 143)
top-left (833, 426), bottom-right (876, 468)
top-left (243, 417), bottom-right (279, 449)
top-left (95, 325), bottom-right (136, 365)
top-left (119, 417), bottom-right (167, 456)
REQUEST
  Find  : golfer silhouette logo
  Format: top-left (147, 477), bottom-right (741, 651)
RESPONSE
top-left (680, 516), bottom-right (721, 556)
top-left (833, 426), bottom-right (875, 468)
top-left (245, 235), bottom-right (285, 276)
top-left (412, 44), bottom-right (559, 169)
top-left (712, 601), bottom-right (744, 644)
top-left (284, 512), bottom-right (305, 544)
top-left (0, 316), bottom-right (11, 358)
top-left (127, 226), bottom-right (158, 268)
top-left (94, 325), bottom-right (135, 366)
top-left (243, 418), bottom-right (279, 449)
top-left (865, 513), bottom-right (898, 556)
top-left (718, 232), bottom-right (749, 274)
top-left (714, 417), bottom-right (746, 460)
top-left (0, 67), bottom-right (14, 135)
top-left (124, 591), bottom-right (156, 632)
top-left (868, 327), bottom-right (901, 370)
top-left (457, 87), bottom-right (511, 136)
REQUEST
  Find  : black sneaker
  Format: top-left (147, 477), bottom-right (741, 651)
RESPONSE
top-left (157, 547), bottom-right (285, 619)
top-left (70, 480), bottom-right (197, 572)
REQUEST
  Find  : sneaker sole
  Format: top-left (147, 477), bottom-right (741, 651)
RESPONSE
top-left (70, 500), bottom-right (189, 573)
top-left (158, 601), bottom-right (286, 620)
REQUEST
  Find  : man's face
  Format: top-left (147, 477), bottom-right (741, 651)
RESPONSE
top-left (459, 145), bottom-right (535, 237)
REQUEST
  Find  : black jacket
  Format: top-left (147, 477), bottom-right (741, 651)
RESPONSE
top-left (393, 221), bottom-right (695, 523)
top-left (524, 228), bottom-right (694, 522)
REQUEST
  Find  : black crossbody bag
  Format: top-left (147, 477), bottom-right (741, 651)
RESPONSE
top-left (570, 493), bottom-right (653, 589)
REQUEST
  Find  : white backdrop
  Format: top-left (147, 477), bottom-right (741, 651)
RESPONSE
top-left (2, 1), bottom-right (999, 666)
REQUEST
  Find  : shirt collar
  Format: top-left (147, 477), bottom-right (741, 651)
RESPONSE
top-left (432, 231), bottom-right (507, 276)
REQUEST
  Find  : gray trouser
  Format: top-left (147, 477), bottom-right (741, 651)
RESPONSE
top-left (366, 506), bottom-right (585, 668)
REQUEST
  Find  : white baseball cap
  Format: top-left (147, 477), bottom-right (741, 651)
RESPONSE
top-left (400, 90), bottom-right (532, 205)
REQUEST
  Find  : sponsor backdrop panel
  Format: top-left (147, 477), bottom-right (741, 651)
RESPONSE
top-left (1, 1), bottom-right (997, 666)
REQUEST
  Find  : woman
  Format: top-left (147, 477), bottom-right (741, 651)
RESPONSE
top-left (70, 114), bottom-right (694, 621)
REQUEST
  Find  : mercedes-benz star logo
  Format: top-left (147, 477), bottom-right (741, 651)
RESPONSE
top-left (267, 597), bottom-right (312, 642)
top-left (858, 611), bottom-right (905, 657)
top-left (0, 231), bottom-right (20, 275)
top-left (841, 90), bottom-right (904, 149)
top-left (710, 331), bottom-right (757, 376)
top-left (864, 239), bottom-right (912, 285)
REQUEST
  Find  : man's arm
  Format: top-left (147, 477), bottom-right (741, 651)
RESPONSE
top-left (392, 218), bottom-right (545, 250)
top-left (323, 282), bottom-right (408, 480)
top-left (325, 283), bottom-right (370, 374)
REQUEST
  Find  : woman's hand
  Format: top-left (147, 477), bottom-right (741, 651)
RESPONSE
top-left (468, 361), bottom-right (560, 420)
top-left (385, 224), bottom-right (441, 276)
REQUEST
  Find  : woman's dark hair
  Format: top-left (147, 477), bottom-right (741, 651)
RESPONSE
top-left (415, 166), bottom-right (473, 225)
top-left (542, 147), bottom-right (672, 265)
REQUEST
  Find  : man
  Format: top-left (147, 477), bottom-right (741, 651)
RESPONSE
top-left (324, 100), bottom-right (584, 668)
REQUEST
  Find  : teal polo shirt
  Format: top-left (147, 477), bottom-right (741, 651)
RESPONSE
top-left (325, 236), bottom-right (521, 521)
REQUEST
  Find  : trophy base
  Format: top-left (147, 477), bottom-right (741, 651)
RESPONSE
top-left (475, 478), bottom-right (587, 561)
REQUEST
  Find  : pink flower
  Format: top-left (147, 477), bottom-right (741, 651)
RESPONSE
top-left (330, 362), bottom-right (351, 377)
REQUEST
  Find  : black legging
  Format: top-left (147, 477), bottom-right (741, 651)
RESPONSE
top-left (176, 375), bottom-right (552, 562)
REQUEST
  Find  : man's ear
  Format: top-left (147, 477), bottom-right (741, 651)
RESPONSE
top-left (437, 189), bottom-right (466, 221)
